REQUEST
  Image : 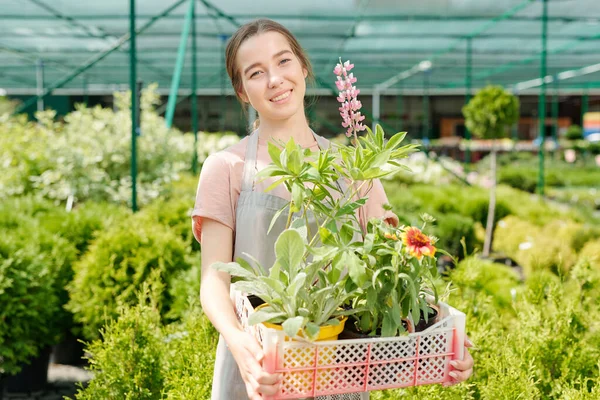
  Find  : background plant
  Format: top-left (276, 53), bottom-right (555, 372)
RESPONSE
top-left (462, 85), bottom-right (520, 257)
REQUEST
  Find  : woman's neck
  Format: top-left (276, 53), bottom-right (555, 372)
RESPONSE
top-left (257, 110), bottom-right (315, 147)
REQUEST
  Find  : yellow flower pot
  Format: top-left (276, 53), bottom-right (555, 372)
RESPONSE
top-left (256, 304), bottom-right (347, 341)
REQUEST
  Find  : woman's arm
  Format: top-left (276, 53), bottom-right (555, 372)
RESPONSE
top-left (200, 217), bottom-right (282, 399)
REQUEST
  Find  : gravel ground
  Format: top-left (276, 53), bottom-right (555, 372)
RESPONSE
top-left (1, 364), bottom-right (92, 400)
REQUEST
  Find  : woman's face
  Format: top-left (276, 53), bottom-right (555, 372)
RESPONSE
top-left (236, 31), bottom-right (308, 123)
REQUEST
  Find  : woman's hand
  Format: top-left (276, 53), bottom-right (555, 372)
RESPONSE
top-left (226, 330), bottom-right (282, 399)
top-left (444, 336), bottom-right (475, 386)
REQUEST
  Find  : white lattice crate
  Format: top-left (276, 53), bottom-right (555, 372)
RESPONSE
top-left (235, 291), bottom-right (466, 399)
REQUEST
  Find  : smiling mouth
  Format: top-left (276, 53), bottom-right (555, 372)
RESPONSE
top-left (270, 90), bottom-right (292, 102)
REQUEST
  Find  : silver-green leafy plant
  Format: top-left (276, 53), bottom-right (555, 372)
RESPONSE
top-left (213, 59), bottom-right (436, 341)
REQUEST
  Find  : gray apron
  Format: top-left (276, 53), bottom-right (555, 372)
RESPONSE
top-left (211, 130), bottom-right (368, 400)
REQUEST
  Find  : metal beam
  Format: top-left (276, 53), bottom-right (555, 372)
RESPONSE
top-left (198, 0), bottom-right (240, 28)
top-left (25, 0), bottom-right (171, 82)
top-left (130, 0), bottom-right (138, 212)
top-left (537, 0), bottom-right (548, 195)
top-left (191, 0), bottom-right (199, 175)
top-left (465, 37), bottom-right (472, 164)
top-left (6, 31), bottom-right (600, 41)
top-left (374, 0), bottom-right (534, 90)
top-left (1, 13), bottom-right (596, 23)
top-left (448, 31), bottom-right (600, 88)
top-left (12, 0), bottom-right (189, 116)
top-left (512, 62), bottom-right (600, 91)
top-left (36, 59), bottom-right (44, 112)
top-left (165, 0), bottom-right (195, 129)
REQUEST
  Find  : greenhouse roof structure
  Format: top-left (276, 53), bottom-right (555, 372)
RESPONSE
top-left (2, 0), bottom-right (600, 100)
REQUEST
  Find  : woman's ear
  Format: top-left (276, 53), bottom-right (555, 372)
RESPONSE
top-left (303, 68), bottom-right (308, 79)
top-left (238, 90), bottom-right (249, 103)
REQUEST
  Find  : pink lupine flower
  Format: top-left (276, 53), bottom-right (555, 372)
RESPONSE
top-left (333, 58), bottom-right (365, 139)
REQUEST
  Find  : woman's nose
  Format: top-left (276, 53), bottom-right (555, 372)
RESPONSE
top-left (268, 72), bottom-right (284, 89)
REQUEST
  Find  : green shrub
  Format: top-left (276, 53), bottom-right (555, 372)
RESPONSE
top-left (139, 196), bottom-right (198, 252)
top-left (580, 239), bottom-right (600, 270)
top-left (72, 285), bottom-right (217, 400)
top-left (72, 286), bottom-right (165, 400)
top-left (494, 216), bottom-right (577, 277)
top-left (0, 237), bottom-right (61, 375)
top-left (67, 215), bottom-right (194, 340)
top-left (40, 202), bottom-right (131, 255)
top-left (166, 262), bottom-right (201, 321)
top-left (565, 125), bottom-right (584, 141)
top-left (432, 213), bottom-right (478, 258)
top-left (498, 167), bottom-right (537, 193)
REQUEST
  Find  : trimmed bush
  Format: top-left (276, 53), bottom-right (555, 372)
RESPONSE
top-left (0, 236), bottom-right (61, 375)
top-left (71, 286), bottom-right (217, 400)
top-left (67, 215), bottom-right (194, 340)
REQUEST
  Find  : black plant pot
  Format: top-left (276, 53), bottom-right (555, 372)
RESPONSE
top-left (414, 306), bottom-right (439, 332)
top-left (339, 318), bottom-right (412, 339)
top-left (51, 330), bottom-right (85, 366)
top-left (247, 294), bottom-right (266, 309)
top-left (3, 346), bottom-right (51, 394)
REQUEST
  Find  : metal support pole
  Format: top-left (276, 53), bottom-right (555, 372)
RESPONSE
top-left (12, 0), bottom-right (189, 116)
top-left (248, 105), bottom-right (257, 132)
top-left (165, 0), bottom-right (195, 128)
top-left (191, 0), bottom-right (198, 175)
top-left (465, 37), bottom-right (472, 164)
top-left (36, 59), bottom-right (44, 112)
top-left (130, 0), bottom-right (138, 212)
top-left (581, 89), bottom-right (589, 126)
top-left (372, 89), bottom-right (380, 132)
top-left (83, 75), bottom-right (88, 107)
top-left (537, 0), bottom-right (547, 195)
top-left (397, 84), bottom-right (403, 132)
top-left (422, 71), bottom-right (430, 145)
top-left (552, 76), bottom-right (559, 143)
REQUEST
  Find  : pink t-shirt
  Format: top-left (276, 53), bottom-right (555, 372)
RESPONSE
top-left (192, 134), bottom-right (398, 242)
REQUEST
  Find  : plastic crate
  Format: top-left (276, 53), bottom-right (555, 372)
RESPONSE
top-left (235, 291), bottom-right (466, 399)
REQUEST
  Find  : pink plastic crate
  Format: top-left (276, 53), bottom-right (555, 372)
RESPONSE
top-left (235, 291), bottom-right (466, 399)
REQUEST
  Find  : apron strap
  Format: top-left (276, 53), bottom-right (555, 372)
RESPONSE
top-left (241, 129), bottom-right (260, 192)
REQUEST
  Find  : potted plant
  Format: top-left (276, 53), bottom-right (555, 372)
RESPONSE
top-left (213, 59), bottom-right (459, 343)
top-left (342, 215), bottom-right (444, 338)
top-left (462, 85), bottom-right (520, 258)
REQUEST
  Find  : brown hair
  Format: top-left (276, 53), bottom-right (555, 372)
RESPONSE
top-left (225, 19), bottom-right (315, 130)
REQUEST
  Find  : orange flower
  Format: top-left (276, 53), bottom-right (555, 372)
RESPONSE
top-left (400, 227), bottom-right (436, 260)
top-left (384, 232), bottom-right (398, 241)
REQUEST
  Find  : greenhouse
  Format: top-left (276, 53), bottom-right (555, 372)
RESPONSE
top-left (1, 0), bottom-right (600, 399)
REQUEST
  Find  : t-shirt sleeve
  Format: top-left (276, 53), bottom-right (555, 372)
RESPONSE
top-left (191, 153), bottom-right (235, 243)
top-left (359, 178), bottom-right (399, 232)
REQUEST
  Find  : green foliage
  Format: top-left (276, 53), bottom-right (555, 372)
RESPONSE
top-left (565, 125), bottom-right (584, 141)
top-left (166, 261), bottom-right (201, 321)
top-left (462, 85), bottom-right (520, 140)
top-left (0, 96), bottom-right (19, 116)
top-left (579, 239), bottom-right (600, 270)
top-left (72, 286), bottom-right (217, 400)
top-left (494, 216), bottom-right (578, 277)
top-left (138, 196), bottom-right (199, 252)
top-left (67, 215), bottom-right (194, 340)
top-left (498, 167), bottom-right (537, 193)
top-left (0, 85), bottom-right (238, 207)
top-left (71, 285), bottom-right (165, 400)
top-left (0, 237), bottom-right (61, 375)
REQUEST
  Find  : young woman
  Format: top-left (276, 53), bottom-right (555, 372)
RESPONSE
top-left (192, 19), bottom-right (474, 400)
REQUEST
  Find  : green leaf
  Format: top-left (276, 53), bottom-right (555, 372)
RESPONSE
top-left (291, 183), bottom-right (304, 211)
top-left (267, 141), bottom-right (283, 167)
top-left (385, 131), bottom-right (407, 151)
top-left (248, 308), bottom-right (287, 326)
top-left (368, 149), bottom-right (391, 169)
top-left (211, 262), bottom-right (255, 279)
top-left (286, 272), bottom-right (307, 299)
top-left (267, 204), bottom-right (288, 235)
top-left (345, 252), bottom-right (367, 287)
top-left (282, 316), bottom-right (305, 338)
top-left (381, 313), bottom-right (395, 337)
top-left (305, 322), bottom-right (320, 340)
top-left (275, 229), bottom-right (305, 277)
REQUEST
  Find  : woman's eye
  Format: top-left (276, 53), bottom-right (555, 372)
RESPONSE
top-left (250, 70), bottom-right (261, 78)
top-left (280, 58), bottom-right (291, 65)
